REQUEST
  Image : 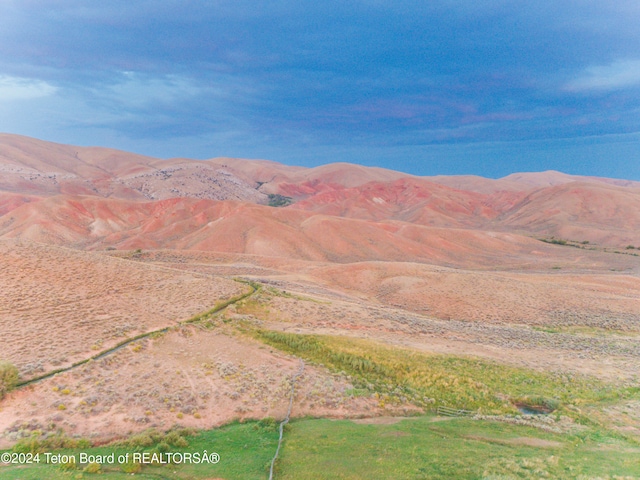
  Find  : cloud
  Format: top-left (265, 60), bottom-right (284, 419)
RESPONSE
top-left (95, 72), bottom-right (203, 109)
top-left (0, 2), bottom-right (639, 179)
top-left (0, 75), bottom-right (57, 101)
top-left (566, 59), bottom-right (640, 91)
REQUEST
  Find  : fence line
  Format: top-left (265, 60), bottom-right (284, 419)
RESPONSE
top-left (269, 359), bottom-right (305, 480)
top-left (436, 405), bottom-right (474, 417)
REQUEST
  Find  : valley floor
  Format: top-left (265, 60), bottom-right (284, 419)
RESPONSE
top-left (1, 241), bottom-right (639, 478)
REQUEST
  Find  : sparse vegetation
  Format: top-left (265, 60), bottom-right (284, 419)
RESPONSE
top-left (11, 281), bottom-right (257, 392)
top-left (235, 296), bottom-right (272, 319)
top-left (265, 286), bottom-right (328, 304)
top-left (540, 237), bottom-right (568, 245)
top-left (531, 324), bottom-right (640, 337)
top-left (267, 193), bottom-right (293, 207)
top-left (185, 280), bottom-right (259, 326)
top-left (12, 433), bottom-right (91, 454)
top-left (1, 241), bottom-right (244, 384)
top-left (0, 360), bottom-right (19, 399)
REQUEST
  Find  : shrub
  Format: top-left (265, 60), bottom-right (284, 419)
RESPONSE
top-left (0, 361), bottom-right (19, 399)
top-left (539, 238), bottom-right (567, 246)
top-left (156, 441), bottom-right (170, 453)
top-left (59, 460), bottom-right (76, 471)
top-left (83, 462), bottom-right (101, 473)
top-left (165, 431), bottom-right (189, 448)
top-left (256, 417), bottom-right (278, 431)
top-left (267, 194), bottom-right (293, 207)
top-left (77, 439), bottom-right (92, 449)
top-left (127, 432), bottom-right (154, 447)
top-left (12, 437), bottom-right (43, 454)
top-left (121, 460), bottom-right (142, 473)
top-left (12, 434), bottom-right (89, 453)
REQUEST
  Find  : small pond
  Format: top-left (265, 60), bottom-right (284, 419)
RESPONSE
top-left (515, 403), bottom-right (554, 415)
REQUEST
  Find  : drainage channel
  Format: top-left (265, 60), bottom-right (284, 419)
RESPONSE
top-left (269, 359), bottom-right (305, 480)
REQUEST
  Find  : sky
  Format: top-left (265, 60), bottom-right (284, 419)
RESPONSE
top-left (1, 1), bottom-right (640, 179)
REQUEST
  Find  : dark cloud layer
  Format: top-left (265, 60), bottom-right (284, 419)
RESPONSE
top-left (1, 1), bottom-right (639, 179)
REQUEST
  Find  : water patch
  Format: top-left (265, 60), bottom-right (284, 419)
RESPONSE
top-left (516, 404), bottom-right (551, 415)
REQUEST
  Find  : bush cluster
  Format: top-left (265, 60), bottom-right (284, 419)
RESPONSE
top-left (0, 360), bottom-right (19, 399)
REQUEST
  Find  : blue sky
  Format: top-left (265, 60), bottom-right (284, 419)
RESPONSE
top-left (1, 1), bottom-right (640, 179)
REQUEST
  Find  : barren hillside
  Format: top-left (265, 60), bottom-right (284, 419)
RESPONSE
top-left (2, 134), bottom-right (639, 251)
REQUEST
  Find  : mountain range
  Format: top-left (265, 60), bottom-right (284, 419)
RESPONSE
top-left (1, 133), bottom-right (639, 260)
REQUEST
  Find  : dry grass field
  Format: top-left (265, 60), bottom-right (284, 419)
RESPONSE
top-left (0, 242), bottom-right (394, 447)
top-left (0, 325), bottom-right (383, 448)
top-left (0, 240), bottom-right (243, 378)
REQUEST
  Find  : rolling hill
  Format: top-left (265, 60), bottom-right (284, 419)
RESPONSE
top-left (1, 133), bottom-right (639, 257)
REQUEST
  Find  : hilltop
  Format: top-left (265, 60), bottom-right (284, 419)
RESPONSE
top-left (1, 133), bottom-right (639, 253)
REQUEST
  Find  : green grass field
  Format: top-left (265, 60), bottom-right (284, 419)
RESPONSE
top-left (3, 415), bottom-right (639, 479)
top-left (0, 421), bottom-right (278, 479)
top-left (277, 416), bottom-right (640, 479)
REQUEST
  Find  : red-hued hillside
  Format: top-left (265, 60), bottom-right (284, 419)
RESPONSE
top-left (428, 170), bottom-right (640, 193)
top-left (0, 134), bottom-right (267, 202)
top-left (206, 159), bottom-right (410, 196)
top-left (288, 177), bottom-right (526, 228)
top-left (496, 181), bottom-right (640, 245)
top-left (1, 134), bottom-right (639, 256)
top-left (0, 193), bottom-right (572, 267)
